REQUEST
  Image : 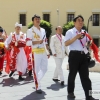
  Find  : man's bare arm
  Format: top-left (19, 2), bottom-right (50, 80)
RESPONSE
top-left (65, 34), bottom-right (82, 46)
top-left (32, 40), bottom-right (43, 45)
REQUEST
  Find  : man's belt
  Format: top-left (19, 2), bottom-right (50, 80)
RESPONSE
top-left (32, 48), bottom-right (45, 54)
top-left (70, 50), bottom-right (85, 54)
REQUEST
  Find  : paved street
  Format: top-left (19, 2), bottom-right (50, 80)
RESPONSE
top-left (0, 56), bottom-right (100, 100)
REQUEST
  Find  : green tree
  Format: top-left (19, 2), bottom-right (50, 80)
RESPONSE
top-left (28, 20), bottom-right (52, 44)
top-left (62, 21), bottom-right (87, 36)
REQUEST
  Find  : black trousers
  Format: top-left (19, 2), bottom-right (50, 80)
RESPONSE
top-left (68, 51), bottom-right (92, 99)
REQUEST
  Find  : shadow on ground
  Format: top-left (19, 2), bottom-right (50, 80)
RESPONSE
top-left (47, 82), bottom-right (67, 91)
top-left (0, 75), bottom-right (34, 87)
top-left (21, 91), bottom-right (46, 100)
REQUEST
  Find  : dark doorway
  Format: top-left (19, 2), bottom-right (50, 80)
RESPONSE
top-left (93, 38), bottom-right (99, 47)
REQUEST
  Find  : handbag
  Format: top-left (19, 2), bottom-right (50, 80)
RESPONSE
top-left (86, 52), bottom-right (95, 68)
top-left (79, 33), bottom-right (95, 68)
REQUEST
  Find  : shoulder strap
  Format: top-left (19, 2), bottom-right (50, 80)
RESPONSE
top-left (84, 31), bottom-right (88, 42)
top-left (79, 39), bottom-right (84, 48)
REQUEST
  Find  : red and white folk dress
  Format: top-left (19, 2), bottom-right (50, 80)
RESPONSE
top-left (5, 32), bottom-right (27, 75)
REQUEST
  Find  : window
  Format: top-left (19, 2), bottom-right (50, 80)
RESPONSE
top-left (43, 14), bottom-right (50, 22)
top-left (19, 14), bottom-right (26, 26)
top-left (67, 14), bottom-right (74, 22)
top-left (93, 38), bottom-right (99, 47)
top-left (93, 14), bottom-right (99, 26)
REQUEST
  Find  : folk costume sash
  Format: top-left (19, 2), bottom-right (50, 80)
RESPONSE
top-left (9, 34), bottom-right (20, 71)
top-left (56, 34), bottom-right (62, 44)
top-left (32, 28), bottom-right (46, 54)
top-left (56, 34), bottom-right (65, 51)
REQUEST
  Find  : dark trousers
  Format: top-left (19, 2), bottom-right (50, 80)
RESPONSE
top-left (68, 51), bottom-right (92, 99)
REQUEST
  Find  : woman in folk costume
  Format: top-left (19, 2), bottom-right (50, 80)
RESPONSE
top-left (5, 22), bottom-right (27, 80)
top-left (0, 28), bottom-right (6, 75)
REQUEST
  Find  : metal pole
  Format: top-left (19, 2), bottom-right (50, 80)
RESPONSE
top-left (87, 18), bottom-right (89, 32)
top-left (57, 9), bottom-right (59, 26)
top-left (87, 15), bottom-right (92, 32)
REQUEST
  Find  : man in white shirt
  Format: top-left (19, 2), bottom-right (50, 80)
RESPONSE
top-left (50, 26), bottom-right (66, 86)
top-left (64, 15), bottom-right (96, 100)
top-left (26, 14), bottom-right (50, 94)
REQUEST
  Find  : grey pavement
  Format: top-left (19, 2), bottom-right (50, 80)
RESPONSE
top-left (0, 56), bottom-right (100, 100)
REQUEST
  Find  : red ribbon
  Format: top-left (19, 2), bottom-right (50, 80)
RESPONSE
top-left (56, 34), bottom-right (62, 44)
top-left (82, 33), bottom-right (100, 62)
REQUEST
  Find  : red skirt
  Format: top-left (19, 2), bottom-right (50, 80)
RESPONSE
top-left (0, 56), bottom-right (4, 71)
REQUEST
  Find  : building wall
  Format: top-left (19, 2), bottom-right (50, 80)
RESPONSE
top-left (0, 0), bottom-right (100, 37)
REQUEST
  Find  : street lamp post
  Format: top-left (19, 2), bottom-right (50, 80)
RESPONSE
top-left (87, 15), bottom-right (92, 32)
top-left (57, 9), bottom-right (59, 26)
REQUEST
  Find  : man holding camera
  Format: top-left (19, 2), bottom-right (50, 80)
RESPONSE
top-left (64, 15), bottom-right (96, 100)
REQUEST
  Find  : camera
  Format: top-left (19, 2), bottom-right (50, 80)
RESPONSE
top-left (78, 33), bottom-right (85, 40)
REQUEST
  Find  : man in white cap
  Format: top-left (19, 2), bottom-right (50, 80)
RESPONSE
top-left (26, 14), bottom-right (50, 93)
top-left (5, 22), bottom-right (27, 80)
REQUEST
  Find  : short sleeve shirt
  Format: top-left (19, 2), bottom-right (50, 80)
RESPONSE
top-left (64, 27), bottom-right (89, 51)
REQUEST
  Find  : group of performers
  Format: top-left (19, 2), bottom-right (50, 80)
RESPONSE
top-left (0, 14), bottom-right (50, 94)
top-left (0, 23), bottom-right (31, 80)
top-left (1, 14), bottom-right (100, 97)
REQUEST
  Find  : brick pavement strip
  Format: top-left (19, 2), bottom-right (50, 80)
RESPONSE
top-left (0, 56), bottom-right (100, 100)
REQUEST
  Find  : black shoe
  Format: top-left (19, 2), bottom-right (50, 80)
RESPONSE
top-left (36, 89), bottom-right (42, 94)
top-left (9, 71), bottom-right (15, 77)
top-left (0, 71), bottom-right (2, 75)
top-left (52, 79), bottom-right (60, 82)
top-left (86, 96), bottom-right (98, 100)
top-left (61, 81), bottom-right (64, 86)
top-left (29, 70), bottom-right (32, 76)
top-left (67, 93), bottom-right (75, 98)
top-left (18, 75), bottom-right (25, 81)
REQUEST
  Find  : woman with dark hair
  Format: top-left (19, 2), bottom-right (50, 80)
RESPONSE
top-left (0, 26), bottom-right (3, 28)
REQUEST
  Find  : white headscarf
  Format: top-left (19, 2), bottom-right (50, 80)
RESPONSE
top-left (15, 22), bottom-right (22, 28)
